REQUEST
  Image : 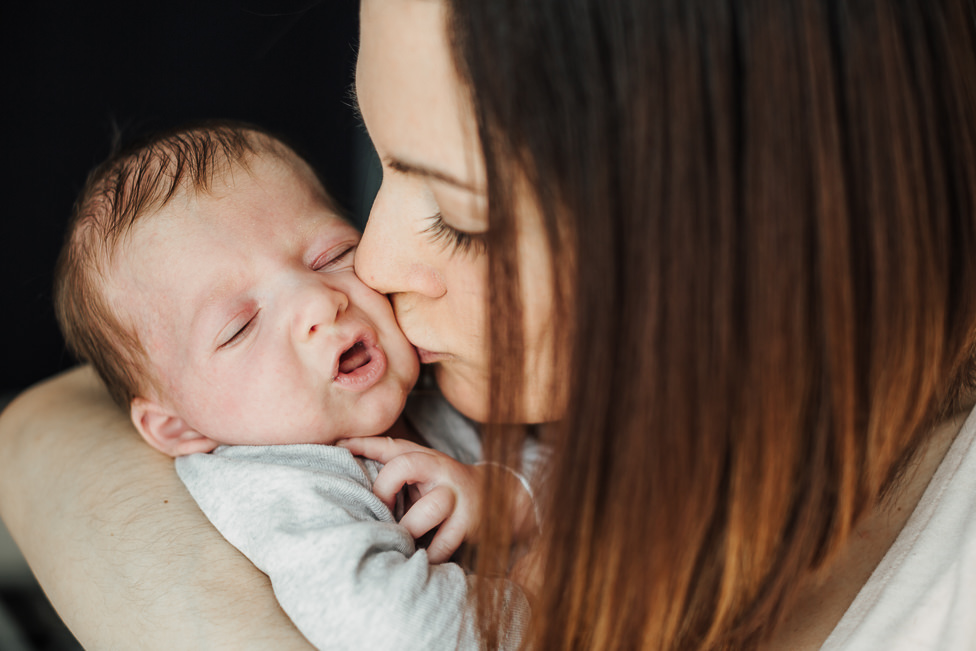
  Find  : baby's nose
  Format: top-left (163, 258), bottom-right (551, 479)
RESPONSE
top-left (294, 282), bottom-right (349, 340)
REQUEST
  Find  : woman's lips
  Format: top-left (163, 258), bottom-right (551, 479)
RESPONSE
top-left (415, 347), bottom-right (450, 364)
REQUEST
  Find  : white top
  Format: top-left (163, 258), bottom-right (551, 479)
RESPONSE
top-left (823, 405), bottom-right (976, 650)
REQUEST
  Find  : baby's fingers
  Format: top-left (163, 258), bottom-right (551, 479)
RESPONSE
top-left (371, 452), bottom-right (440, 507)
top-left (424, 512), bottom-right (468, 564)
top-left (337, 436), bottom-right (427, 464)
top-left (399, 485), bottom-right (456, 555)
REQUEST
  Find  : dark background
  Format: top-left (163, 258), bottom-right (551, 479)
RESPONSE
top-left (1, 0), bottom-right (373, 398)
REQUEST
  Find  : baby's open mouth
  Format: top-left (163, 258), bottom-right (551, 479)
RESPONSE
top-left (332, 335), bottom-right (386, 391)
top-left (338, 341), bottom-right (372, 375)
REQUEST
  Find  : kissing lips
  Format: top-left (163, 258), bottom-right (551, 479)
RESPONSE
top-left (416, 347), bottom-right (450, 364)
top-left (333, 338), bottom-right (387, 391)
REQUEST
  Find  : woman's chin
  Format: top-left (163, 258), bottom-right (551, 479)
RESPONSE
top-left (434, 363), bottom-right (563, 424)
top-left (434, 365), bottom-right (489, 423)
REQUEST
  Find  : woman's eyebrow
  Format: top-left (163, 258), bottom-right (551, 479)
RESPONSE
top-left (386, 157), bottom-right (482, 194)
top-left (347, 81), bottom-right (482, 194)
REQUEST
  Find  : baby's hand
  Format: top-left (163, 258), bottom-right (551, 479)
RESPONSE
top-left (337, 437), bottom-right (482, 563)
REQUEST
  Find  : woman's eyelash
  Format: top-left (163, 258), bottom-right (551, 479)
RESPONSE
top-left (220, 314), bottom-right (257, 349)
top-left (423, 213), bottom-right (487, 256)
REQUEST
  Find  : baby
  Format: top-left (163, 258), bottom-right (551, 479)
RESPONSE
top-left (54, 121), bottom-right (535, 649)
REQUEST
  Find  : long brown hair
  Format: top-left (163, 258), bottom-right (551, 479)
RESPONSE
top-left (449, 0), bottom-right (976, 647)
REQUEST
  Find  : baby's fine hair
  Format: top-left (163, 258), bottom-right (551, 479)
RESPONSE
top-left (54, 120), bottom-right (305, 409)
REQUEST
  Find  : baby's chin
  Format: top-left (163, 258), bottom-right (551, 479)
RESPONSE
top-left (318, 397), bottom-right (411, 445)
top-left (333, 416), bottom-right (413, 446)
top-left (210, 412), bottom-right (401, 447)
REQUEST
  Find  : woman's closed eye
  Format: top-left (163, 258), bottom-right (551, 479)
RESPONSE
top-left (423, 213), bottom-right (487, 256)
top-left (219, 313), bottom-right (258, 349)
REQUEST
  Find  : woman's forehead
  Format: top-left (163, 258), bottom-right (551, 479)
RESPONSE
top-left (356, 0), bottom-right (484, 192)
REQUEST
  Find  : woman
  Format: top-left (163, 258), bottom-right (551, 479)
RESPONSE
top-left (3, 0), bottom-right (976, 648)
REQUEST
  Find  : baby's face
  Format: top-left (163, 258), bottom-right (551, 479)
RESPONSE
top-left (109, 154), bottom-right (419, 447)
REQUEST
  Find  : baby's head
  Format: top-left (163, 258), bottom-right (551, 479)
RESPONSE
top-left (56, 121), bottom-right (419, 456)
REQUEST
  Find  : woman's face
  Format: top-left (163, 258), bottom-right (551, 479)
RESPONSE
top-left (355, 0), bottom-right (556, 423)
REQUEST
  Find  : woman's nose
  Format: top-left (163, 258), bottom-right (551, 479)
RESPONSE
top-left (293, 279), bottom-right (349, 341)
top-left (355, 183), bottom-right (447, 298)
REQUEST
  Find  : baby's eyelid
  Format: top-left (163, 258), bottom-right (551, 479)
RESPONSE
top-left (312, 243), bottom-right (358, 270)
top-left (219, 313), bottom-right (257, 349)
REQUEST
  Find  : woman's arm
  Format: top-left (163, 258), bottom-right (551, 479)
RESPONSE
top-left (0, 366), bottom-right (314, 649)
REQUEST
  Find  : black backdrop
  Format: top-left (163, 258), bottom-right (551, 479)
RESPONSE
top-left (1, 0), bottom-right (370, 396)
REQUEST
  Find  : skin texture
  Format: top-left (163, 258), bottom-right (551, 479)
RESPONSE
top-left (355, 0), bottom-right (557, 424)
top-left (115, 153), bottom-right (418, 455)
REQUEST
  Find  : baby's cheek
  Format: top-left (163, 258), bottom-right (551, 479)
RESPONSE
top-left (212, 389), bottom-right (245, 421)
top-left (186, 370), bottom-right (257, 435)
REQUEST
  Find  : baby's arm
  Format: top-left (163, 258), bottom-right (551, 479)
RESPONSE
top-left (338, 437), bottom-right (539, 564)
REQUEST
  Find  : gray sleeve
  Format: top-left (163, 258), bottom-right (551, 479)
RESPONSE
top-left (175, 444), bottom-right (527, 651)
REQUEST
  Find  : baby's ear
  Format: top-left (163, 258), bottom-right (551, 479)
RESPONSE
top-left (130, 397), bottom-right (218, 457)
